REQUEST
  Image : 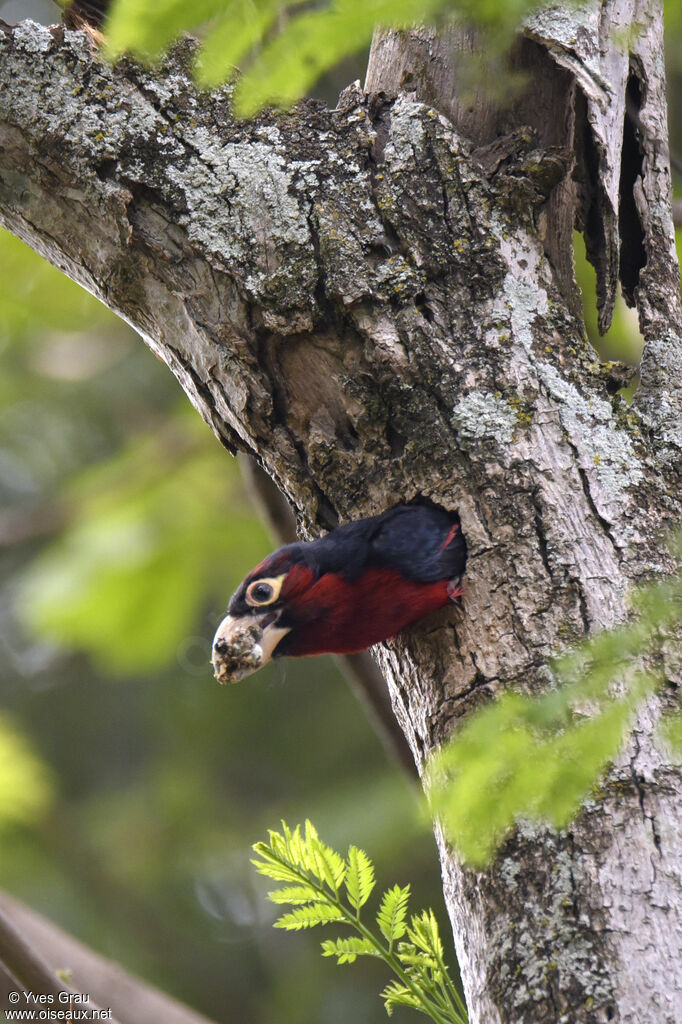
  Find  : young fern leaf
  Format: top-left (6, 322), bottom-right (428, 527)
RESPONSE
top-left (250, 844), bottom-right (304, 884)
top-left (397, 948), bottom-right (439, 971)
top-left (274, 903), bottom-right (344, 930)
top-left (304, 819), bottom-right (346, 891)
top-left (408, 911), bottom-right (445, 960)
top-left (252, 823), bottom-right (468, 1024)
top-left (267, 885), bottom-right (325, 905)
top-left (282, 820), bottom-right (308, 870)
top-left (377, 884), bottom-right (410, 946)
top-left (381, 980), bottom-right (423, 1016)
top-left (321, 937), bottom-right (378, 964)
top-left (345, 845), bottom-right (375, 912)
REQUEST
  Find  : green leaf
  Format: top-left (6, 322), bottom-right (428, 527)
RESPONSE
top-left (232, 0), bottom-right (446, 116)
top-left (321, 936), bottom-right (378, 964)
top-left (424, 546), bottom-right (682, 868)
top-left (407, 911), bottom-right (444, 961)
top-left (345, 845), bottom-right (375, 911)
top-left (381, 979), bottom-right (422, 1016)
top-left (281, 821), bottom-right (308, 870)
top-left (253, 822), bottom-right (467, 1022)
top-left (305, 820), bottom-right (346, 892)
top-left (395, 948), bottom-right (438, 971)
top-left (104, 0), bottom-right (553, 117)
top-left (377, 884), bottom-right (410, 944)
top-left (18, 427), bottom-right (267, 675)
top-left (195, 0), bottom-right (284, 89)
top-left (251, 844), bottom-right (302, 885)
top-left (427, 689), bottom-right (638, 867)
top-left (274, 903), bottom-right (344, 930)
top-left (267, 885), bottom-right (325, 905)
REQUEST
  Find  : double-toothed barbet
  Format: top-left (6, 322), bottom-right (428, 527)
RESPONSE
top-left (212, 504), bottom-right (466, 683)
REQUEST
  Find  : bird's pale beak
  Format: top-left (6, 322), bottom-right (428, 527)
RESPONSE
top-left (211, 614), bottom-right (290, 684)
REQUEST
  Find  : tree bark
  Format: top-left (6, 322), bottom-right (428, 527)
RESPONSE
top-left (0, 4), bottom-right (680, 1023)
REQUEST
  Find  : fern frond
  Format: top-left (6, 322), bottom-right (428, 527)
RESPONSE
top-left (381, 980), bottom-right (422, 1016)
top-left (267, 885), bottom-right (324, 905)
top-left (397, 950), bottom-right (439, 971)
top-left (305, 822), bottom-right (346, 891)
top-left (253, 822), bottom-right (468, 1023)
top-left (345, 845), bottom-right (375, 911)
top-left (408, 910), bottom-right (445, 960)
top-left (321, 936), bottom-right (378, 963)
top-left (377, 884), bottom-right (410, 944)
top-left (283, 821), bottom-right (308, 870)
top-left (267, 827), bottom-right (289, 862)
top-left (274, 903), bottom-right (344, 930)
top-left (250, 846), bottom-right (303, 885)
top-left (302, 819), bottom-right (320, 865)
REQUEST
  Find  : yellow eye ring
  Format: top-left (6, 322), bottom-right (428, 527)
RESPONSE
top-left (245, 574), bottom-right (286, 607)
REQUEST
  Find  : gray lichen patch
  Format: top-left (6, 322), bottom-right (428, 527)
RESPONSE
top-left (538, 362), bottom-right (643, 519)
top-left (488, 834), bottom-right (618, 1021)
top-left (451, 392), bottom-right (519, 449)
top-left (503, 265), bottom-right (550, 354)
top-left (494, 225), bottom-right (551, 351)
top-left (168, 138), bottom-right (318, 309)
top-left (4, 24), bottom-right (322, 323)
top-left (12, 19), bottom-right (55, 55)
top-left (381, 96), bottom-right (428, 167)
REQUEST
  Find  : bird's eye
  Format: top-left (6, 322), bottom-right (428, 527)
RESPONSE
top-left (251, 582), bottom-right (273, 603)
top-left (245, 574), bottom-right (286, 607)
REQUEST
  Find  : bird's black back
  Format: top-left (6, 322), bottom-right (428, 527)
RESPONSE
top-left (271, 505), bottom-right (466, 584)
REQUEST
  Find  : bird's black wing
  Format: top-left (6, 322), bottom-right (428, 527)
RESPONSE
top-left (264, 505), bottom-right (466, 584)
top-left (365, 505), bottom-right (466, 583)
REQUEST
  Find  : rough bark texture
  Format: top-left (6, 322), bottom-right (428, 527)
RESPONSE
top-left (0, 3), bottom-right (680, 1023)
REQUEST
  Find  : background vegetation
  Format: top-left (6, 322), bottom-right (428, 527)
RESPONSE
top-left (0, 1), bottom-right (678, 1022)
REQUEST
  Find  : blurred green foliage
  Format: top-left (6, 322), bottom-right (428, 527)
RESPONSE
top-left (427, 553), bottom-right (682, 866)
top-left (18, 418), bottom-right (264, 674)
top-left (0, 713), bottom-right (53, 831)
top-left (573, 232), bottom-right (644, 365)
top-left (103, 0), bottom-right (550, 115)
top-left (98, 0), bottom-right (682, 119)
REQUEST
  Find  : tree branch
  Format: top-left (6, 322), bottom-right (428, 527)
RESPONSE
top-left (0, 901), bottom-right (119, 1022)
top-left (0, 891), bottom-right (216, 1023)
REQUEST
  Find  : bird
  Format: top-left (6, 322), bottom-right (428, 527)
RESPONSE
top-left (212, 504), bottom-right (466, 683)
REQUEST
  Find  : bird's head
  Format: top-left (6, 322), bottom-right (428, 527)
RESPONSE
top-left (211, 547), bottom-right (314, 683)
top-left (211, 505), bottom-right (466, 685)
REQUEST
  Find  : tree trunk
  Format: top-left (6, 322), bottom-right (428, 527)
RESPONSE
top-left (0, 4), bottom-right (680, 1022)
